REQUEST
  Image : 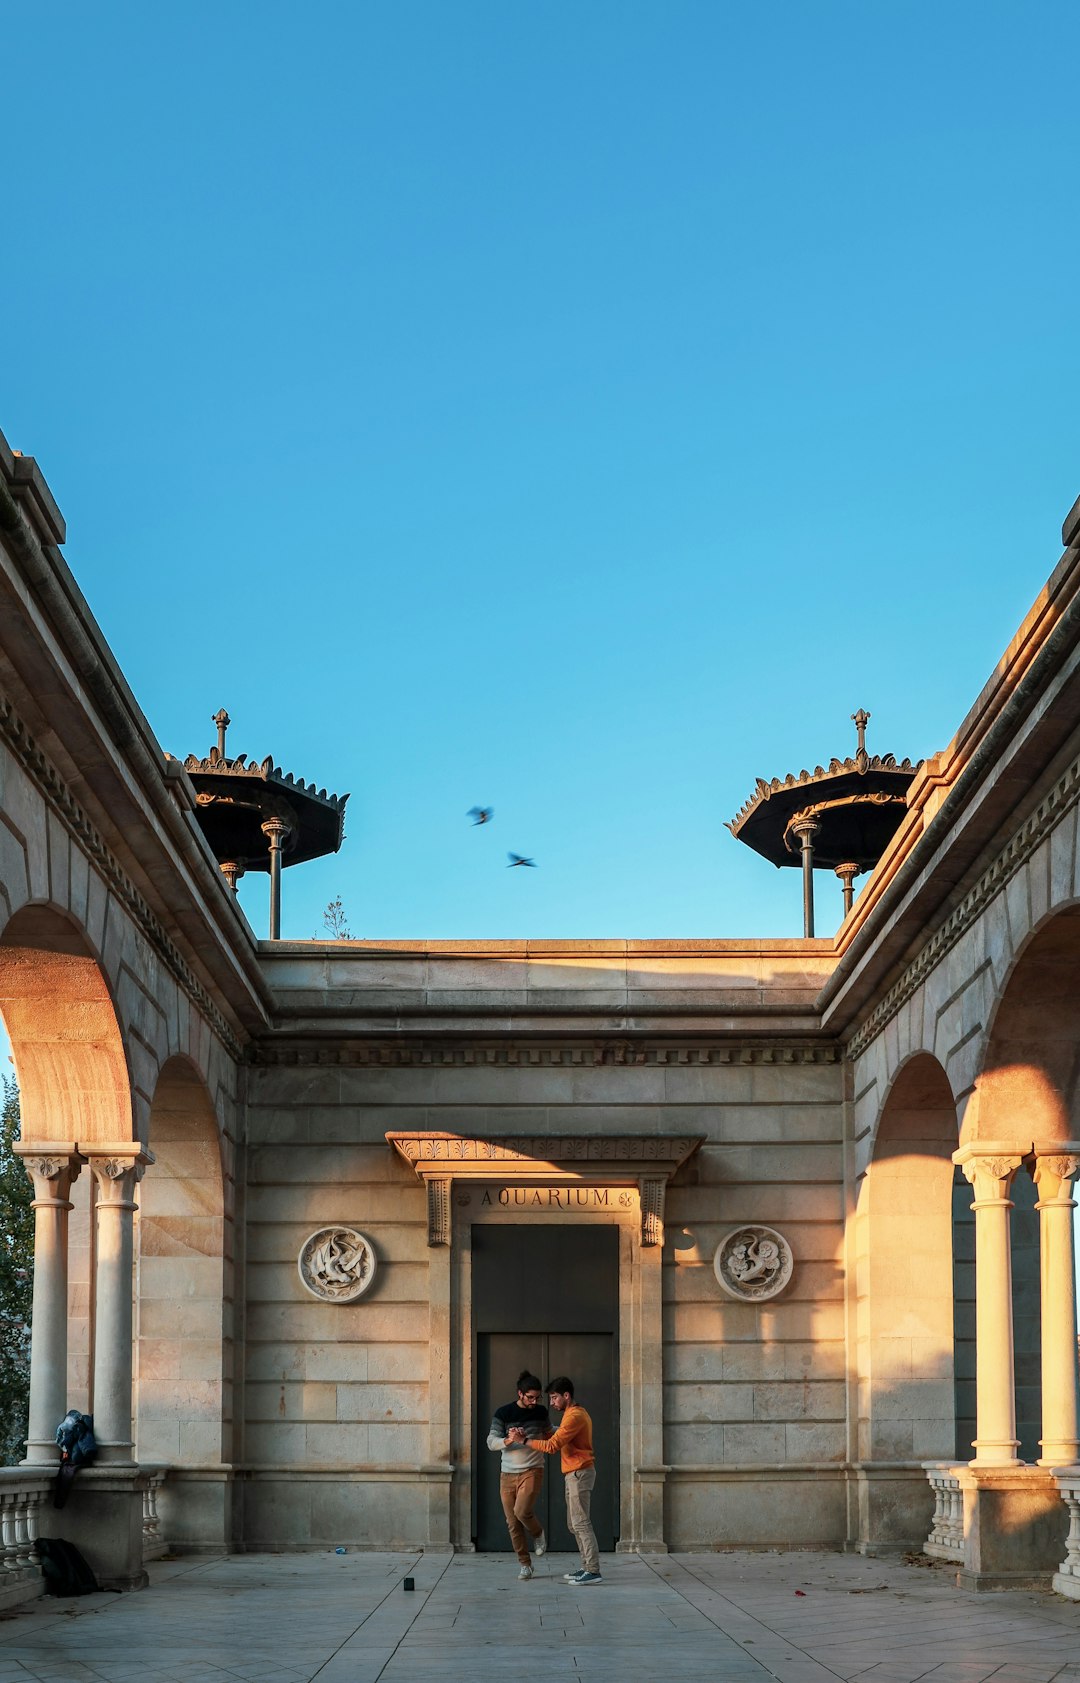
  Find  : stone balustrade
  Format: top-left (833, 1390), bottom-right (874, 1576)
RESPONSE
top-left (923, 1462), bottom-right (964, 1563)
top-left (1052, 1467), bottom-right (1080, 1600)
top-left (141, 1467), bottom-right (168, 1561)
top-left (0, 1469), bottom-right (51, 1607)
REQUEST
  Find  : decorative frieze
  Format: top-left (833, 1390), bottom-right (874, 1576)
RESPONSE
top-left (253, 1040), bottom-right (840, 1069)
top-left (297, 1228), bottom-right (378, 1302)
top-left (0, 695), bottom-right (244, 1062)
top-left (713, 1225), bottom-right (794, 1301)
top-left (392, 1133), bottom-right (698, 1167)
top-left (848, 751), bottom-right (1080, 1060)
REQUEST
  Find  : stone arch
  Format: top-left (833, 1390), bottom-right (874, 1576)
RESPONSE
top-left (971, 902), bottom-right (1080, 1148)
top-left (964, 904), bottom-right (1080, 1461)
top-left (136, 1056), bottom-right (234, 1546)
top-left (854, 1052), bottom-right (959, 1549)
top-left (0, 902), bottom-right (133, 1143)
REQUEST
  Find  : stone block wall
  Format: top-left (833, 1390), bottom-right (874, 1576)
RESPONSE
top-left (661, 1057), bottom-right (846, 1546)
top-left (242, 1046), bottom-right (847, 1549)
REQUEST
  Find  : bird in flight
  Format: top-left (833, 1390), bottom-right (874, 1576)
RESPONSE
top-left (467, 806), bottom-right (494, 826)
top-left (507, 853), bottom-right (537, 868)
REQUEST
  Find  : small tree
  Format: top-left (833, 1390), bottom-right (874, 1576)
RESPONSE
top-left (322, 897), bottom-right (357, 940)
top-left (0, 1076), bottom-right (32, 1464)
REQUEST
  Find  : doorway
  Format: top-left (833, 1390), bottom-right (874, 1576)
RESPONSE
top-left (472, 1224), bottom-right (619, 1552)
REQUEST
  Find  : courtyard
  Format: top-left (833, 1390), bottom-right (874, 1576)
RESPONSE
top-left (3, 1550), bottom-right (1080, 1683)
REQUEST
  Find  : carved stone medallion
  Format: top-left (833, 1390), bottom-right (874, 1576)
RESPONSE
top-left (713, 1225), bottom-right (793, 1301)
top-left (298, 1227), bottom-right (377, 1303)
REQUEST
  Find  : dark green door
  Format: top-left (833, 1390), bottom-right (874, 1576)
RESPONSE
top-left (472, 1224), bottom-right (619, 1553)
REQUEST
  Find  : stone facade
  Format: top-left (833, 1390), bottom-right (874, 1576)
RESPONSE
top-left (2, 430), bottom-right (1080, 1593)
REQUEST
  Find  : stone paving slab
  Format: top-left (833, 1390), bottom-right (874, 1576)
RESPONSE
top-left (2, 1549), bottom-right (1080, 1682)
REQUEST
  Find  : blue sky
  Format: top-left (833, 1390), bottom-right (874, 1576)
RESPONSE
top-left (4, 1), bottom-right (1080, 941)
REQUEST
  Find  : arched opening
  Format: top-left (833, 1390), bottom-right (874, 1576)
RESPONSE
top-left (974, 903), bottom-right (1080, 1148)
top-left (970, 905), bottom-right (1080, 1464)
top-left (136, 1057), bottom-right (233, 1547)
top-left (855, 1053), bottom-right (958, 1549)
top-left (0, 904), bottom-right (131, 1458)
top-left (0, 904), bottom-right (132, 1145)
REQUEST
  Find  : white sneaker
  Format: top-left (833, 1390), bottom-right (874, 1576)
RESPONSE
top-left (533, 1530), bottom-right (547, 1557)
top-left (518, 1564), bottom-right (533, 1580)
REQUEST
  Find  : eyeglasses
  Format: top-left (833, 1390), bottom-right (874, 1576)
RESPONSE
top-left (520, 1392), bottom-right (541, 1404)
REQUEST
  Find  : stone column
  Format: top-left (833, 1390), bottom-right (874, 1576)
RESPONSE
top-left (954, 1145), bottom-right (1024, 1466)
top-left (1030, 1146), bottom-right (1080, 1467)
top-left (15, 1146), bottom-right (82, 1463)
top-left (86, 1150), bottom-right (151, 1464)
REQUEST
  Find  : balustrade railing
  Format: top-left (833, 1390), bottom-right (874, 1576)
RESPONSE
top-left (922, 1462), bottom-right (964, 1563)
top-left (0, 1469), bottom-right (51, 1603)
top-left (1052, 1467), bottom-right (1080, 1600)
top-left (140, 1466), bottom-right (167, 1561)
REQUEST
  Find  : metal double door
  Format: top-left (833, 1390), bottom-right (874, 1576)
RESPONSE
top-left (472, 1223), bottom-right (619, 1553)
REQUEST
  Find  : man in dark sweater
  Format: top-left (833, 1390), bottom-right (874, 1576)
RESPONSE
top-left (486, 1370), bottom-right (551, 1578)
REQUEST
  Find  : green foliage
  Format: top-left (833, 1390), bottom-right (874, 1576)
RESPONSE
top-left (0, 1076), bottom-right (32, 1464)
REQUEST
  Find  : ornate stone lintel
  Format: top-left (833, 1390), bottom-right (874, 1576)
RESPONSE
top-left (639, 1177), bottom-right (665, 1248)
top-left (387, 1132), bottom-right (703, 1181)
top-left (389, 1132), bottom-right (703, 1247)
top-left (427, 1178), bottom-right (451, 1247)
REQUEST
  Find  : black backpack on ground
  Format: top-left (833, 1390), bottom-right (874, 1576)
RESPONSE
top-left (36, 1536), bottom-right (98, 1597)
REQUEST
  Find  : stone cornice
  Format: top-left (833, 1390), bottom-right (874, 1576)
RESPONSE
top-left (847, 750), bottom-right (1080, 1061)
top-left (0, 694), bottom-right (245, 1062)
top-left (388, 1131), bottom-right (702, 1175)
top-left (249, 1038), bottom-right (842, 1068)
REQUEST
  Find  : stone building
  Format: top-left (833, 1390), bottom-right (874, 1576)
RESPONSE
top-left (1, 428), bottom-right (1078, 1598)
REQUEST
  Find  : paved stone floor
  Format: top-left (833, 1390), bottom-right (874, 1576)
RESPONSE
top-left (2, 1549), bottom-right (1080, 1683)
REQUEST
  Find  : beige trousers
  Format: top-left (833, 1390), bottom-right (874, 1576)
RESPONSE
top-left (564, 1466), bottom-right (598, 1573)
top-left (500, 1469), bottom-right (544, 1564)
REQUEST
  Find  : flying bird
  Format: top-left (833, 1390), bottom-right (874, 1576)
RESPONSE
top-left (507, 853), bottom-right (537, 868)
top-left (467, 807), bottom-right (494, 826)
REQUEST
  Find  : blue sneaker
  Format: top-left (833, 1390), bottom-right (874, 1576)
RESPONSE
top-left (571, 1571), bottom-right (602, 1585)
top-left (563, 1568), bottom-right (586, 1581)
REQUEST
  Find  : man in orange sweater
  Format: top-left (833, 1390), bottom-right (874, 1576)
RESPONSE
top-left (511, 1375), bottom-right (600, 1584)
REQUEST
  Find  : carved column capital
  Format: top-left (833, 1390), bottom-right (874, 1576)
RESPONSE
top-left (83, 1148), bottom-right (154, 1206)
top-left (14, 1144), bottom-right (82, 1206)
top-left (954, 1144), bottom-right (1024, 1204)
top-left (1029, 1145), bottom-right (1080, 1207)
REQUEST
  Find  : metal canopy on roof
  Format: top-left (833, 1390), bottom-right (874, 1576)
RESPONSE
top-left (184, 709), bottom-right (348, 937)
top-left (728, 711), bottom-right (922, 935)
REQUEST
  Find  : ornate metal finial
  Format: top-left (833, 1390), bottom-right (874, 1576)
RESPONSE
top-left (212, 709), bottom-right (231, 759)
top-left (851, 709), bottom-right (870, 754)
top-left (851, 708), bottom-right (870, 770)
